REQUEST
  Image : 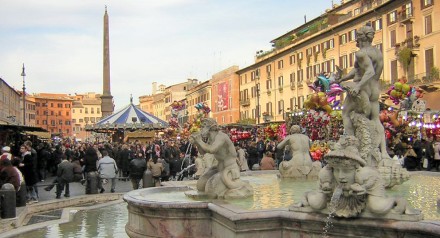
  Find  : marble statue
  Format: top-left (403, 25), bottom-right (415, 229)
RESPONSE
top-left (333, 23), bottom-right (409, 187)
top-left (188, 118), bottom-right (253, 199)
top-left (291, 136), bottom-right (421, 220)
top-left (290, 23), bottom-right (419, 221)
top-left (336, 22), bottom-right (390, 164)
top-left (194, 153), bottom-right (217, 179)
top-left (277, 125), bottom-right (321, 179)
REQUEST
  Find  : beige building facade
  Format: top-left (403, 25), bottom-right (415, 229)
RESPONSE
top-left (72, 92), bottom-right (102, 140)
top-left (238, 0), bottom-right (440, 123)
top-left (0, 78), bottom-right (22, 125)
top-left (187, 80), bottom-right (212, 123)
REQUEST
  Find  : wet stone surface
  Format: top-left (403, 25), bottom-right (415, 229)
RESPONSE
top-left (26, 209), bottom-right (63, 226)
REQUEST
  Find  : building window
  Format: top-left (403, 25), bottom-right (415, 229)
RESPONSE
top-left (72, 119), bottom-right (76, 123)
top-left (277, 60), bottom-right (284, 69)
top-left (297, 52), bottom-right (303, 61)
top-left (339, 55), bottom-right (348, 69)
top-left (339, 33), bottom-right (347, 45)
top-left (289, 73), bottom-right (295, 86)
top-left (372, 19), bottom-right (382, 31)
top-left (349, 52), bottom-right (356, 67)
top-left (390, 30), bottom-right (396, 47)
top-left (391, 60), bottom-right (398, 83)
top-left (85, 108), bottom-right (88, 114)
top-left (421, 0), bottom-right (434, 9)
top-left (289, 54), bottom-right (296, 65)
top-left (265, 64), bottom-right (271, 76)
top-left (354, 8), bottom-right (360, 16)
top-left (266, 102), bottom-right (273, 115)
top-left (306, 47), bottom-right (313, 56)
top-left (306, 66), bottom-right (313, 80)
top-left (314, 44), bottom-right (320, 53)
top-left (97, 108), bottom-right (100, 114)
top-left (425, 15), bottom-right (432, 35)
top-left (329, 39), bottom-right (334, 49)
top-left (266, 79), bottom-right (272, 89)
top-left (348, 30), bottom-right (356, 42)
top-left (388, 11), bottom-right (397, 24)
top-left (298, 96), bottom-right (304, 109)
top-left (290, 97), bottom-right (297, 110)
top-left (425, 48), bottom-right (434, 75)
top-left (278, 76), bottom-right (284, 88)
top-left (278, 100), bottom-right (284, 114)
top-left (297, 69), bottom-right (304, 84)
top-left (72, 109), bottom-right (75, 113)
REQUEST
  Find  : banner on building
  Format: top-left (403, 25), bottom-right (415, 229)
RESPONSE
top-left (217, 82), bottom-right (229, 111)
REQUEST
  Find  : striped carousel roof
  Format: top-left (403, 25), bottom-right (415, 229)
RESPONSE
top-left (88, 102), bottom-right (168, 131)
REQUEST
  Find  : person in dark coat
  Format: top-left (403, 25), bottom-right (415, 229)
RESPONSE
top-left (83, 146), bottom-right (99, 173)
top-left (37, 143), bottom-right (51, 182)
top-left (246, 142), bottom-right (259, 170)
top-left (56, 155), bottom-right (75, 198)
top-left (119, 145), bottom-right (132, 180)
top-left (128, 150), bottom-right (147, 189)
top-left (0, 159), bottom-right (20, 191)
top-left (19, 145), bottom-right (38, 203)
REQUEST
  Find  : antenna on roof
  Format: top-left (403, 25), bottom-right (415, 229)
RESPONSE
top-left (130, 94), bottom-right (133, 104)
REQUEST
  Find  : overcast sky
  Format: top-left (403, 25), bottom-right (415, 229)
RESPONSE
top-left (0, 0), bottom-right (332, 109)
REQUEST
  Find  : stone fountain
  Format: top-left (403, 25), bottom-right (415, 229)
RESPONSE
top-left (123, 23), bottom-right (440, 238)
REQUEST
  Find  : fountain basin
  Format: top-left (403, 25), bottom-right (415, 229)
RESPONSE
top-left (124, 172), bottom-right (440, 238)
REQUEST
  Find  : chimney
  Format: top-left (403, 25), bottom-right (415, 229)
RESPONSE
top-left (152, 82), bottom-right (157, 95)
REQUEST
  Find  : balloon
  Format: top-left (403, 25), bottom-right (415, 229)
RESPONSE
top-left (319, 96), bottom-right (328, 107)
top-left (311, 94), bottom-right (320, 104)
top-left (322, 105), bottom-right (332, 113)
top-left (394, 82), bottom-right (402, 91)
top-left (390, 89), bottom-right (398, 98)
top-left (318, 92), bottom-right (326, 98)
top-left (402, 84), bottom-right (410, 93)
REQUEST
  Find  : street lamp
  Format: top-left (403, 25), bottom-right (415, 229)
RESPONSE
top-left (255, 75), bottom-right (260, 125)
top-left (21, 63), bottom-right (26, 126)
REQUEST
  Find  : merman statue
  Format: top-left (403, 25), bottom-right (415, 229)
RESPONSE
top-left (188, 118), bottom-right (253, 199)
top-left (291, 136), bottom-right (421, 220)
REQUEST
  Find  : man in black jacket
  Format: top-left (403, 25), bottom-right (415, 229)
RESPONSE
top-left (128, 152), bottom-right (147, 189)
top-left (56, 155), bottom-right (74, 198)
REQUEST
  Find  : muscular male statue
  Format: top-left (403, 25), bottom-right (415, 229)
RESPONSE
top-left (336, 23), bottom-right (384, 136)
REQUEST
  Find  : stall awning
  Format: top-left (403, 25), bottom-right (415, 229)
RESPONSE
top-left (25, 131), bottom-right (51, 139)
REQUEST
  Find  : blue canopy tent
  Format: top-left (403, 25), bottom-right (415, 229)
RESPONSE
top-left (86, 102), bottom-right (168, 133)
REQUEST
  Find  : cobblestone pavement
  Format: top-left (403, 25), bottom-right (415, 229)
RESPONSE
top-left (35, 176), bottom-right (133, 203)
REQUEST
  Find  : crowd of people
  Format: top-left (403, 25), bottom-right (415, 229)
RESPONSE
top-left (0, 138), bottom-right (200, 204)
top-left (1, 131), bottom-right (439, 205)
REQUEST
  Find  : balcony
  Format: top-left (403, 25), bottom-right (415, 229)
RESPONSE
top-left (240, 99), bottom-right (251, 107)
top-left (399, 7), bottom-right (414, 23)
top-left (380, 71), bottom-right (440, 92)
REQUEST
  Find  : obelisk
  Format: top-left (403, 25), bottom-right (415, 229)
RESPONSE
top-left (101, 6), bottom-right (114, 118)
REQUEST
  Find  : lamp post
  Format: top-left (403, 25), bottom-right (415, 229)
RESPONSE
top-left (256, 76), bottom-right (260, 125)
top-left (21, 64), bottom-right (26, 126)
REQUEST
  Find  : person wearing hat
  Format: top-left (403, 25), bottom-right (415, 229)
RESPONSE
top-left (0, 146), bottom-right (12, 171)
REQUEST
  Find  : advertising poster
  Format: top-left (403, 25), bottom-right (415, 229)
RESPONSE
top-left (217, 82), bottom-right (229, 111)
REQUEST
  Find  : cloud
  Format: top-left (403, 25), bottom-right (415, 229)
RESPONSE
top-left (0, 0), bottom-right (330, 108)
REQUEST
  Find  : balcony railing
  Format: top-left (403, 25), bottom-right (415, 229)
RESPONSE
top-left (380, 71), bottom-right (440, 91)
top-left (240, 99), bottom-right (251, 106)
top-left (398, 7), bottom-right (414, 23)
